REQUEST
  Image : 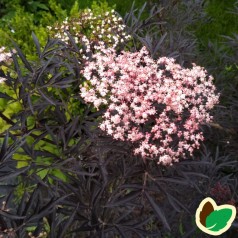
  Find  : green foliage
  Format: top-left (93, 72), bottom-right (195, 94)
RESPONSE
top-left (196, 0), bottom-right (238, 44)
top-left (0, 0), bottom-right (20, 18)
top-left (90, 0), bottom-right (115, 15)
top-left (111, 0), bottom-right (149, 17)
top-left (0, 0), bottom-right (67, 55)
top-left (69, 1), bottom-right (80, 17)
top-left (58, 0), bottom-right (150, 17)
top-left (0, 0), bottom-right (151, 57)
top-left (195, 1), bottom-right (238, 64)
top-left (58, 0), bottom-right (94, 13)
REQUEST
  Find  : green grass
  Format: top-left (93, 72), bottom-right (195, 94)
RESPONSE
top-left (193, 0), bottom-right (238, 85)
top-left (196, 0), bottom-right (238, 44)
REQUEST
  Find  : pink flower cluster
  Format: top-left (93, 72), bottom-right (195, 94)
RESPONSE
top-left (80, 46), bottom-right (219, 165)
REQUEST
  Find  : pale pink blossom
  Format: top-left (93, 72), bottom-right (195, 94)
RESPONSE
top-left (80, 45), bottom-right (220, 165)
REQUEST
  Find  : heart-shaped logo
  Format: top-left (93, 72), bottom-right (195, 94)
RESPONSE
top-left (195, 197), bottom-right (237, 236)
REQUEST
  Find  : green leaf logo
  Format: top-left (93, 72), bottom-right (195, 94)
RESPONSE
top-left (206, 208), bottom-right (232, 231)
top-left (195, 197), bottom-right (237, 236)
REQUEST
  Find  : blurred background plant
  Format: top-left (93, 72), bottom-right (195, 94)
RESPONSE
top-left (0, 0), bottom-right (149, 56)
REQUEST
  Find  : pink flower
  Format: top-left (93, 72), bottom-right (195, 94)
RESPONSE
top-left (111, 115), bottom-right (121, 124)
top-left (80, 45), bottom-right (220, 165)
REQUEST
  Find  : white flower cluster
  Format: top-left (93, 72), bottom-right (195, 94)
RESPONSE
top-left (0, 47), bottom-right (12, 63)
top-left (0, 47), bottom-right (12, 83)
top-left (48, 8), bottom-right (131, 49)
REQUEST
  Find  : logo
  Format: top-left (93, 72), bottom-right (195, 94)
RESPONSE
top-left (195, 197), bottom-right (236, 236)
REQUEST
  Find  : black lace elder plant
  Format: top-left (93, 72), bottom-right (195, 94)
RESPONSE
top-left (0, 34), bottom-right (237, 237)
top-left (0, 34), bottom-right (99, 236)
top-left (123, 0), bottom-right (205, 64)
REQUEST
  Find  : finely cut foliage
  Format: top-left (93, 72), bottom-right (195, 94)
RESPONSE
top-left (0, 1), bottom-right (237, 238)
top-left (80, 45), bottom-right (219, 165)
